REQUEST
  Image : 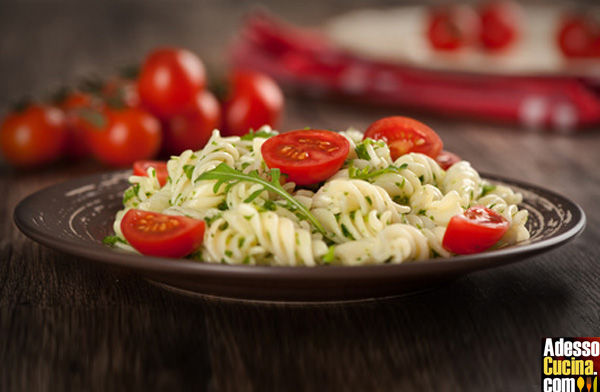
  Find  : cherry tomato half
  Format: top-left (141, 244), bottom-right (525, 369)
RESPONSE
top-left (364, 116), bottom-right (443, 161)
top-left (479, 1), bottom-right (521, 51)
top-left (138, 47), bottom-right (206, 118)
top-left (222, 70), bottom-right (284, 137)
top-left (0, 104), bottom-right (67, 167)
top-left (261, 129), bottom-right (349, 185)
top-left (86, 107), bottom-right (162, 167)
top-left (427, 5), bottom-right (480, 51)
top-left (435, 150), bottom-right (461, 170)
top-left (60, 92), bottom-right (95, 159)
top-left (121, 209), bottom-right (205, 258)
top-left (442, 206), bottom-right (509, 254)
top-left (133, 160), bottom-right (168, 186)
top-left (557, 15), bottom-right (600, 58)
top-left (164, 91), bottom-right (221, 155)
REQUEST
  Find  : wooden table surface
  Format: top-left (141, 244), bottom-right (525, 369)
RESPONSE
top-left (1, 1), bottom-right (598, 391)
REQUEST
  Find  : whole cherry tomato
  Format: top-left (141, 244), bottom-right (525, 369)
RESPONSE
top-left (479, 1), bottom-right (522, 51)
top-left (138, 48), bottom-right (206, 118)
top-left (435, 150), bottom-right (461, 170)
top-left (86, 107), bottom-right (162, 167)
top-left (0, 104), bottom-right (67, 167)
top-left (557, 15), bottom-right (600, 58)
top-left (60, 92), bottom-right (95, 159)
top-left (164, 91), bottom-right (221, 154)
top-left (427, 5), bottom-right (481, 51)
top-left (222, 70), bottom-right (284, 136)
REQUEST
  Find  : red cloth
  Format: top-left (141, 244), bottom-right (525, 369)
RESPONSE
top-left (230, 13), bottom-right (600, 131)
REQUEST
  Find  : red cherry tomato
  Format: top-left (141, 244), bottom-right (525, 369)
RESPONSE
top-left (0, 104), bottom-right (67, 167)
top-left (427, 5), bottom-right (480, 51)
top-left (557, 16), bottom-right (599, 58)
top-left (164, 91), bottom-right (221, 155)
top-left (479, 1), bottom-right (522, 51)
top-left (364, 116), bottom-right (443, 160)
top-left (86, 107), bottom-right (161, 167)
top-left (121, 209), bottom-right (205, 258)
top-left (435, 150), bottom-right (461, 170)
top-left (103, 78), bottom-right (140, 108)
top-left (138, 48), bottom-right (206, 118)
top-left (442, 206), bottom-right (509, 254)
top-left (60, 92), bottom-right (95, 159)
top-left (261, 129), bottom-right (349, 185)
top-left (133, 160), bottom-right (168, 186)
top-left (222, 70), bottom-right (284, 136)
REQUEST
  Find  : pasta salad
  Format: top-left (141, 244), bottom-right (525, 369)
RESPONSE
top-left (105, 116), bottom-right (530, 266)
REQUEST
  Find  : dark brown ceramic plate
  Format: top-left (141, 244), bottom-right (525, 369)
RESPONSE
top-left (14, 170), bottom-right (585, 302)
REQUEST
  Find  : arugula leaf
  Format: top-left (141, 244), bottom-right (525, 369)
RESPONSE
top-left (240, 128), bottom-right (277, 141)
top-left (197, 163), bottom-right (330, 239)
top-left (348, 163), bottom-right (408, 181)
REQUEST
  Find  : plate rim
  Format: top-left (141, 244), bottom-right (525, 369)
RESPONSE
top-left (13, 170), bottom-right (586, 282)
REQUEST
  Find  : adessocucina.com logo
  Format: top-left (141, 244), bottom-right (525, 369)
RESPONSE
top-left (542, 338), bottom-right (600, 392)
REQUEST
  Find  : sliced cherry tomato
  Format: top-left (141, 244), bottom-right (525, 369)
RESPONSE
top-left (261, 129), bottom-right (349, 185)
top-left (435, 150), bottom-right (461, 170)
top-left (427, 5), bottom-right (480, 51)
top-left (0, 104), bottom-right (67, 167)
top-left (557, 15), bottom-right (599, 58)
top-left (138, 47), bottom-right (206, 118)
top-left (364, 116), bottom-right (443, 160)
top-left (222, 70), bottom-right (284, 137)
top-left (442, 206), bottom-right (509, 254)
top-left (164, 91), bottom-right (221, 154)
top-left (121, 209), bottom-right (205, 258)
top-left (86, 107), bottom-right (161, 167)
top-left (60, 92), bottom-right (95, 159)
top-left (133, 160), bottom-right (168, 186)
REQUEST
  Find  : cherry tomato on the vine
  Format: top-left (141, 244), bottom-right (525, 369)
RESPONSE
top-left (442, 206), bottom-right (509, 254)
top-left (60, 92), bottom-right (95, 159)
top-left (121, 209), bottom-right (205, 258)
top-left (133, 160), bottom-right (168, 187)
top-left (261, 129), bottom-right (349, 185)
top-left (427, 5), bottom-right (480, 51)
top-left (0, 104), bottom-right (67, 167)
top-left (164, 91), bottom-right (221, 155)
top-left (364, 116), bottom-right (443, 161)
top-left (86, 107), bottom-right (161, 167)
top-left (222, 70), bottom-right (284, 137)
top-left (138, 47), bottom-right (206, 118)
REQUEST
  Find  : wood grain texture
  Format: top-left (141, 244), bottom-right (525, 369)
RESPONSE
top-left (0, 1), bottom-right (599, 391)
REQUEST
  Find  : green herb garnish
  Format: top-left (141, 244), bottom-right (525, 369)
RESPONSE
top-left (322, 245), bottom-right (336, 264)
top-left (183, 164), bottom-right (195, 180)
top-left (481, 183), bottom-right (497, 197)
top-left (196, 163), bottom-right (330, 239)
top-left (348, 163), bottom-right (408, 181)
top-left (102, 235), bottom-right (126, 246)
top-left (240, 128), bottom-right (277, 141)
